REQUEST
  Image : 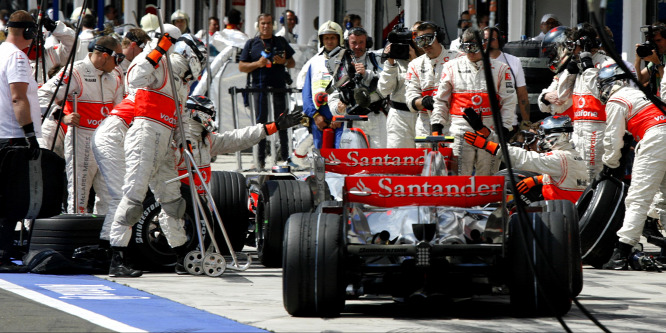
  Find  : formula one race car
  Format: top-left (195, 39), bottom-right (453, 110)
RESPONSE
top-left (282, 143), bottom-right (582, 317)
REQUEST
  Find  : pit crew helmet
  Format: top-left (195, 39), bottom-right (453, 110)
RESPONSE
top-left (537, 115), bottom-right (573, 152)
top-left (187, 95), bottom-right (217, 133)
top-left (597, 60), bottom-right (632, 104)
top-left (318, 20), bottom-right (343, 49)
top-left (542, 26), bottom-right (570, 73)
top-left (174, 34), bottom-right (207, 81)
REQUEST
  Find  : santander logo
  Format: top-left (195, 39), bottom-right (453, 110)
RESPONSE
top-left (349, 179), bottom-right (372, 196)
top-left (375, 176), bottom-right (501, 198)
top-left (326, 150), bottom-right (426, 167)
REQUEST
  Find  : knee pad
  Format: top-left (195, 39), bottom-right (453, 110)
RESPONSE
top-left (161, 197), bottom-right (186, 219)
top-left (117, 197), bottom-right (143, 227)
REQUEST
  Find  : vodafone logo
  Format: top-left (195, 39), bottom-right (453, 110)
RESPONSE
top-left (577, 97), bottom-right (586, 108)
top-left (160, 113), bottom-right (177, 125)
top-left (100, 106), bottom-right (110, 117)
top-left (471, 95), bottom-right (483, 106)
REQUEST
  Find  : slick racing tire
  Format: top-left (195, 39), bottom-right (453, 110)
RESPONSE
top-left (29, 214), bottom-right (105, 258)
top-left (283, 212), bottom-right (346, 317)
top-left (256, 180), bottom-right (314, 268)
top-left (209, 171), bottom-right (249, 254)
top-left (576, 178), bottom-right (628, 269)
top-left (509, 200), bottom-right (577, 316)
top-left (129, 187), bottom-right (204, 269)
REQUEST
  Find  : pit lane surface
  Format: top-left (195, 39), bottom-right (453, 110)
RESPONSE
top-left (2, 254), bottom-right (666, 332)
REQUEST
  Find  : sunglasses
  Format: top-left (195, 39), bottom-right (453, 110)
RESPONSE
top-left (460, 42), bottom-right (481, 53)
top-left (94, 44), bottom-right (125, 65)
top-left (414, 32), bottom-right (437, 48)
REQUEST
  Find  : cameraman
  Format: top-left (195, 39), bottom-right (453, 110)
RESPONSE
top-left (379, 21), bottom-right (422, 148)
top-left (239, 13), bottom-right (295, 170)
top-left (330, 27), bottom-right (386, 148)
top-left (634, 24), bottom-right (666, 96)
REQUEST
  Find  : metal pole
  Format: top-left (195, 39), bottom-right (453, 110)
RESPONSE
top-left (249, 92), bottom-right (259, 170)
top-left (71, 92), bottom-right (78, 213)
top-left (267, 90), bottom-right (276, 168)
top-left (204, 0), bottom-right (213, 99)
top-left (229, 86), bottom-right (243, 171)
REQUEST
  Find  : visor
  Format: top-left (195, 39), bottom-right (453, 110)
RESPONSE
top-left (460, 42), bottom-right (481, 54)
top-left (94, 44), bottom-right (125, 65)
top-left (414, 33), bottom-right (436, 49)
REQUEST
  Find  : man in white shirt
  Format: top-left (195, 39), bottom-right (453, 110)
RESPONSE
top-left (0, 10), bottom-right (42, 269)
top-left (449, 11), bottom-right (472, 52)
top-left (531, 14), bottom-right (560, 42)
top-left (276, 10), bottom-right (298, 44)
top-left (483, 27), bottom-right (530, 128)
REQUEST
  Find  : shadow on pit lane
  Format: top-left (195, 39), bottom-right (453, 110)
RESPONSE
top-left (342, 295), bottom-right (513, 319)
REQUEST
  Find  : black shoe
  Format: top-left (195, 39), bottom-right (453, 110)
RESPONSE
top-left (643, 217), bottom-right (663, 238)
top-left (109, 248), bottom-right (142, 278)
top-left (602, 242), bottom-right (633, 270)
top-left (174, 245), bottom-right (190, 275)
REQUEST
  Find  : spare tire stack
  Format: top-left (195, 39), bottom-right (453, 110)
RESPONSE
top-left (503, 41), bottom-right (555, 123)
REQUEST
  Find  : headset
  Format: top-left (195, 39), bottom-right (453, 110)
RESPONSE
top-left (254, 14), bottom-right (278, 32)
top-left (5, 20), bottom-right (38, 40)
top-left (344, 26), bottom-right (373, 50)
top-left (125, 30), bottom-right (146, 49)
top-left (279, 10), bottom-right (298, 26)
top-left (484, 26), bottom-right (506, 49)
top-left (418, 21), bottom-right (445, 44)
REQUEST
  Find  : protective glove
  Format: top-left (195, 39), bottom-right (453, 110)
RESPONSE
top-left (462, 107), bottom-right (491, 137)
top-left (431, 123), bottom-right (444, 136)
top-left (276, 111), bottom-right (304, 131)
top-left (421, 96), bottom-right (435, 110)
top-left (22, 123), bottom-right (40, 160)
top-left (464, 131), bottom-right (499, 155)
top-left (42, 16), bottom-right (57, 32)
top-left (147, 33), bottom-right (176, 68)
top-left (516, 175), bottom-right (543, 194)
top-left (579, 52), bottom-right (594, 72)
top-left (597, 165), bottom-right (622, 182)
top-left (519, 119), bottom-right (532, 131)
top-left (566, 60), bottom-right (580, 75)
top-left (314, 92), bottom-right (328, 107)
top-left (354, 87), bottom-right (372, 108)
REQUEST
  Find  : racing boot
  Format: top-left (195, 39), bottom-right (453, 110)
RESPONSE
top-left (642, 217), bottom-right (663, 238)
top-left (174, 245), bottom-right (190, 275)
top-left (109, 247), bottom-right (143, 278)
top-left (602, 242), bottom-right (633, 270)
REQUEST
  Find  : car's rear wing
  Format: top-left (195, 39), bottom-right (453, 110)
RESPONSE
top-left (320, 148), bottom-right (453, 175)
top-left (344, 175), bottom-right (504, 208)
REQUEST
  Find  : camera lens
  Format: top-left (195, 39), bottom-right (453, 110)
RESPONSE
top-left (636, 43), bottom-right (654, 58)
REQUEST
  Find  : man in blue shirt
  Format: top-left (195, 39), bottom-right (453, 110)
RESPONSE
top-left (239, 13), bottom-right (295, 170)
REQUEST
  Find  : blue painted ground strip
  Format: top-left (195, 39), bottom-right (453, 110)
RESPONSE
top-left (1, 273), bottom-right (265, 332)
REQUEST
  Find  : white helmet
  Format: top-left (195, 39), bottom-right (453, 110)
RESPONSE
top-left (171, 10), bottom-right (189, 32)
top-left (140, 13), bottom-right (159, 32)
top-left (318, 20), bottom-right (343, 49)
top-left (174, 34), bottom-right (207, 81)
top-left (70, 6), bottom-right (92, 22)
top-left (155, 23), bottom-right (182, 40)
top-left (597, 59), bottom-right (633, 104)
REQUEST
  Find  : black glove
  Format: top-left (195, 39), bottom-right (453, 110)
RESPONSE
top-left (566, 60), bottom-right (580, 75)
top-left (22, 123), bottom-right (40, 160)
top-left (421, 96), bottom-right (435, 110)
top-left (431, 123), bottom-right (444, 135)
top-left (42, 16), bottom-right (57, 32)
top-left (597, 165), bottom-right (621, 182)
top-left (276, 111), bottom-right (303, 131)
top-left (353, 87), bottom-right (371, 108)
top-left (580, 52), bottom-right (594, 72)
top-left (463, 107), bottom-right (491, 137)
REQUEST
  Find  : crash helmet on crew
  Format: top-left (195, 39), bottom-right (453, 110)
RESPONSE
top-left (171, 10), bottom-right (190, 33)
top-left (542, 26), bottom-right (571, 73)
top-left (537, 115), bottom-right (574, 152)
top-left (318, 20), bottom-right (343, 49)
top-left (597, 59), bottom-right (633, 104)
top-left (174, 34), bottom-right (207, 81)
top-left (187, 95), bottom-right (217, 133)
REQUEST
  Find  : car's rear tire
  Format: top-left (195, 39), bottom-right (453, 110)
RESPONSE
top-left (256, 180), bottom-right (313, 267)
top-left (283, 212), bottom-right (346, 317)
top-left (576, 179), bottom-right (628, 268)
top-left (209, 171), bottom-right (249, 254)
top-left (509, 200), bottom-right (577, 316)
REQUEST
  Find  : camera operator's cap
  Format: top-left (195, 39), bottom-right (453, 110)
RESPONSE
top-left (541, 14), bottom-right (559, 24)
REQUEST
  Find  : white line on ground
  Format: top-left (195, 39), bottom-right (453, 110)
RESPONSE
top-left (0, 278), bottom-right (146, 333)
